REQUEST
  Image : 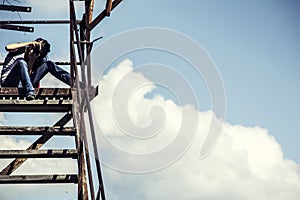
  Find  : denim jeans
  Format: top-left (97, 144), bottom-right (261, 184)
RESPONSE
top-left (2, 60), bottom-right (70, 95)
top-left (30, 61), bottom-right (70, 87)
top-left (1, 59), bottom-right (35, 95)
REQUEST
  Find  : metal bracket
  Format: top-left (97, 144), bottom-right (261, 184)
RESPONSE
top-left (0, 5), bottom-right (31, 12)
top-left (0, 24), bottom-right (34, 32)
top-left (0, 4), bottom-right (33, 32)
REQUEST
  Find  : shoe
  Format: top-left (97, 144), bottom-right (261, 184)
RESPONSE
top-left (26, 93), bottom-right (36, 100)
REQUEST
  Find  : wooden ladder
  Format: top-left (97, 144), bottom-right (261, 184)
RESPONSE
top-left (0, 1), bottom-right (124, 199)
top-left (0, 87), bottom-right (97, 199)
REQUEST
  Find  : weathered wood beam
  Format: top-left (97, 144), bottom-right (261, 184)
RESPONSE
top-left (87, 0), bottom-right (123, 31)
top-left (72, 89), bottom-right (89, 200)
top-left (0, 174), bottom-right (78, 184)
top-left (0, 149), bottom-right (78, 158)
top-left (85, 0), bottom-right (95, 25)
top-left (106, 0), bottom-right (113, 16)
top-left (0, 126), bottom-right (75, 136)
top-left (69, 19), bottom-right (77, 87)
top-left (85, 0), bottom-right (94, 87)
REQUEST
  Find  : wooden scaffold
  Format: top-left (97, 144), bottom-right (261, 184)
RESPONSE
top-left (0, 0), bottom-right (123, 199)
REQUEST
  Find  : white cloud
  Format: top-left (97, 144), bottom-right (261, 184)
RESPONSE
top-left (133, 124), bottom-right (300, 200)
top-left (94, 59), bottom-right (184, 154)
top-left (0, 59), bottom-right (299, 199)
top-left (92, 59), bottom-right (300, 200)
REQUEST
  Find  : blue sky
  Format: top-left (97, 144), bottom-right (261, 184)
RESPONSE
top-left (0, 0), bottom-right (300, 199)
top-left (96, 0), bottom-right (300, 160)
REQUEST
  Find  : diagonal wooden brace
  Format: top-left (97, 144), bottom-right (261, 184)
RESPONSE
top-left (0, 112), bottom-right (73, 175)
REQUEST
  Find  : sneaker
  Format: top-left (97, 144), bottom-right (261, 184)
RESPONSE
top-left (26, 93), bottom-right (36, 101)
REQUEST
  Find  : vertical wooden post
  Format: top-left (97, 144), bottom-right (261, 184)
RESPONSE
top-left (106, 0), bottom-right (112, 16)
top-left (72, 90), bottom-right (88, 200)
top-left (85, 0), bottom-right (94, 87)
top-left (70, 1), bottom-right (88, 199)
top-left (69, 1), bottom-right (75, 87)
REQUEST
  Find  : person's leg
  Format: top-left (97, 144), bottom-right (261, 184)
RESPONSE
top-left (31, 61), bottom-right (70, 87)
top-left (1, 67), bottom-right (21, 87)
top-left (2, 59), bottom-right (35, 97)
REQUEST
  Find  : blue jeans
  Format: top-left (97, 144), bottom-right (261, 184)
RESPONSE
top-left (2, 60), bottom-right (70, 95)
top-left (30, 61), bottom-right (70, 87)
top-left (1, 59), bottom-right (35, 95)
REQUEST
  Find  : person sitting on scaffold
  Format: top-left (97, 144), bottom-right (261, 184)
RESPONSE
top-left (0, 38), bottom-right (70, 100)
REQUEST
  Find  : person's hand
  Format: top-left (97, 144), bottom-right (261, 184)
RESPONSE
top-left (27, 41), bottom-right (41, 54)
top-left (31, 41), bottom-right (42, 50)
top-left (27, 48), bottom-right (40, 60)
top-left (26, 48), bottom-right (40, 73)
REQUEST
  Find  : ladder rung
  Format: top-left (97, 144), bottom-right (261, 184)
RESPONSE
top-left (0, 174), bottom-right (78, 184)
top-left (0, 149), bottom-right (78, 158)
top-left (0, 126), bottom-right (76, 136)
top-left (0, 99), bottom-right (72, 112)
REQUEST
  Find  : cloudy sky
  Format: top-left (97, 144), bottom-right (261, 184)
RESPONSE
top-left (0, 0), bottom-right (300, 200)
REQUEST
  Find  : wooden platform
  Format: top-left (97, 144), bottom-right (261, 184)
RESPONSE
top-left (0, 87), bottom-right (73, 112)
top-left (0, 87), bottom-right (72, 99)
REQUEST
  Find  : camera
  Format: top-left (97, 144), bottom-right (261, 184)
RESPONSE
top-left (25, 43), bottom-right (41, 56)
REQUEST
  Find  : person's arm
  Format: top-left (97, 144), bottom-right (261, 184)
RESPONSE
top-left (25, 49), bottom-right (40, 74)
top-left (5, 41), bottom-right (40, 52)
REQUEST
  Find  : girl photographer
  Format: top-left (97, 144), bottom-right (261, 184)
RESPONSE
top-left (0, 38), bottom-right (70, 100)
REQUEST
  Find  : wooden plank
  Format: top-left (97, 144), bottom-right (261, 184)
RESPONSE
top-left (0, 113), bottom-right (73, 175)
top-left (0, 149), bottom-right (78, 158)
top-left (0, 99), bottom-right (72, 104)
top-left (0, 174), bottom-right (78, 184)
top-left (0, 126), bottom-right (75, 136)
top-left (0, 88), bottom-right (72, 98)
top-left (36, 88), bottom-right (72, 98)
top-left (0, 99), bottom-right (72, 112)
